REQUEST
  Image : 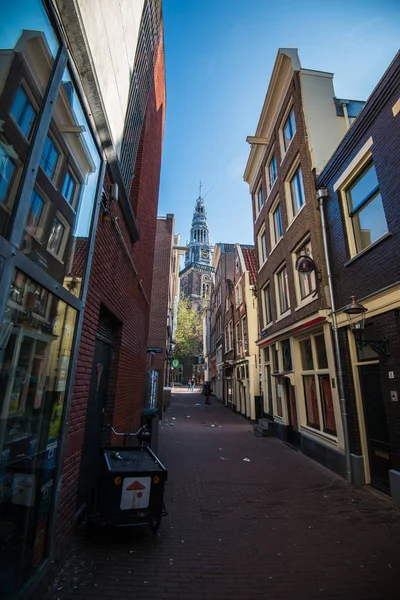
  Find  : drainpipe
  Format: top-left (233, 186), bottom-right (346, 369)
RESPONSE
top-left (340, 100), bottom-right (351, 131)
top-left (317, 188), bottom-right (352, 484)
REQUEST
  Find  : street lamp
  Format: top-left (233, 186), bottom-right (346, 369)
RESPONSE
top-left (343, 295), bottom-right (389, 356)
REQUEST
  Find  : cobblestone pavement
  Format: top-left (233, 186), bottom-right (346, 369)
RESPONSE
top-left (47, 390), bottom-right (400, 600)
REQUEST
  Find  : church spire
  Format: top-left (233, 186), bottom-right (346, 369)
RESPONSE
top-left (184, 183), bottom-right (211, 266)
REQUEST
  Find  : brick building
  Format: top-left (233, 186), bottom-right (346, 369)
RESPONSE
top-left (317, 52), bottom-right (400, 505)
top-left (244, 49), bottom-right (364, 472)
top-left (0, 2), bottom-right (165, 599)
top-left (147, 215), bottom-right (181, 411)
top-left (209, 243), bottom-right (235, 400)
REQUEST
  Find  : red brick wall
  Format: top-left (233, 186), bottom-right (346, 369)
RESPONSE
top-left (54, 24), bottom-right (166, 556)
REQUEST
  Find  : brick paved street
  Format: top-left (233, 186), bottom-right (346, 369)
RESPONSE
top-left (47, 390), bottom-right (400, 600)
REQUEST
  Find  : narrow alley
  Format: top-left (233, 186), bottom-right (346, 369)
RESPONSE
top-left (47, 390), bottom-right (400, 600)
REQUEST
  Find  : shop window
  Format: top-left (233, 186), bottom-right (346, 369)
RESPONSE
top-left (0, 270), bottom-right (77, 597)
top-left (299, 334), bottom-right (337, 435)
top-left (281, 338), bottom-right (292, 371)
top-left (300, 338), bottom-right (314, 370)
top-left (303, 375), bottom-right (320, 428)
top-left (319, 374), bottom-right (336, 434)
top-left (10, 85), bottom-right (36, 140)
top-left (275, 378), bottom-right (283, 417)
top-left (315, 334), bottom-right (328, 369)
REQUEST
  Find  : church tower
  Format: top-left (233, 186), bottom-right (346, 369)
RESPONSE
top-left (179, 185), bottom-right (214, 310)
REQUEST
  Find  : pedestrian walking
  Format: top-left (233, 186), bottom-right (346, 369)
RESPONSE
top-left (187, 379), bottom-right (191, 391)
top-left (202, 381), bottom-right (212, 404)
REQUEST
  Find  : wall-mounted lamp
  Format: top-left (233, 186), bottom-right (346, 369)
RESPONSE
top-left (343, 295), bottom-right (390, 356)
top-left (295, 255), bottom-right (318, 297)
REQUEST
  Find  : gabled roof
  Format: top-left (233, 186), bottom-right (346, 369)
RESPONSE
top-left (241, 246), bottom-right (257, 285)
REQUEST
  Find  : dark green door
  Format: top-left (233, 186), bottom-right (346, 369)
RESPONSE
top-left (359, 364), bottom-right (391, 493)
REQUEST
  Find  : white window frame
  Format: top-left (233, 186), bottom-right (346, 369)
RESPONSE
top-left (235, 282), bottom-right (243, 308)
top-left (257, 224), bottom-right (267, 269)
top-left (266, 148), bottom-right (278, 194)
top-left (280, 104), bottom-right (296, 156)
top-left (269, 197), bottom-right (283, 250)
top-left (298, 332), bottom-right (338, 438)
top-left (255, 181), bottom-right (264, 216)
top-left (241, 315), bottom-right (248, 354)
top-left (235, 322), bottom-right (241, 356)
top-left (336, 150), bottom-right (388, 259)
top-left (228, 320), bottom-right (233, 351)
top-left (292, 237), bottom-right (317, 309)
top-left (261, 282), bottom-right (273, 328)
top-left (285, 157), bottom-right (306, 225)
top-left (275, 263), bottom-right (291, 319)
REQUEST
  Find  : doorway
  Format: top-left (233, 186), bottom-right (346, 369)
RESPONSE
top-left (359, 364), bottom-right (391, 493)
top-left (284, 378), bottom-right (300, 447)
top-left (77, 337), bottom-right (113, 507)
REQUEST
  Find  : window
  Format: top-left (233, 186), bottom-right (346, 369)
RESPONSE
top-left (235, 283), bottom-right (243, 307)
top-left (242, 316), bottom-right (248, 353)
top-left (26, 189), bottom-right (45, 237)
top-left (235, 257), bottom-right (240, 273)
top-left (40, 136), bottom-right (59, 181)
top-left (10, 85), bottom-right (36, 139)
top-left (281, 338), bottom-right (292, 371)
top-left (283, 108), bottom-right (296, 151)
top-left (295, 239), bottom-right (315, 300)
top-left (276, 265), bottom-right (290, 315)
top-left (299, 334), bottom-right (336, 435)
top-left (0, 156), bottom-right (16, 205)
top-left (62, 170), bottom-right (77, 205)
top-left (258, 226), bottom-right (267, 267)
top-left (225, 294), bottom-right (230, 312)
top-left (228, 320), bottom-right (233, 351)
top-left (256, 184), bottom-right (264, 213)
top-left (261, 283), bottom-right (272, 328)
top-left (235, 322), bottom-right (241, 355)
top-left (289, 166), bottom-right (305, 217)
top-left (47, 215), bottom-right (66, 258)
top-left (268, 153), bottom-right (278, 191)
top-left (271, 202), bottom-right (283, 246)
top-left (345, 161), bottom-right (387, 253)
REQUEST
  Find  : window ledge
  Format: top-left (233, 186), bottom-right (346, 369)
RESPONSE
top-left (286, 201), bottom-right (306, 232)
top-left (257, 258), bottom-right (267, 273)
top-left (300, 425), bottom-right (338, 445)
top-left (266, 178), bottom-right (278, 200)
top-left (295, 294), bottom-right (318, 311)
top-left (275, 309), bottom-right (291, 323)
top-left (269, 236), bottom-right (284, 257)
top-left (344, 232), bottom-right (393, 266)
top-left (280, 135), bottom-right (296, 164)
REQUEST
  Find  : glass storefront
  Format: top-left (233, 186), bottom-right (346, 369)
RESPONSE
top-left (0, 270), bottom-right (76, 597)
top-left (0, 2), bottom-right (102, 597)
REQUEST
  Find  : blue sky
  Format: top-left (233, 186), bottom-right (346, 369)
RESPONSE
top-left (158, 0), bottom-right (400, 246)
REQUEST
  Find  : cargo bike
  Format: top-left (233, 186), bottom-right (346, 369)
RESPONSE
top-left (86, 424), bottom-right (168, 533)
